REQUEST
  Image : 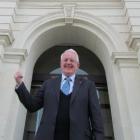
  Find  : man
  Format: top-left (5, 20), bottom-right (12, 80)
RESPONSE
top-left (14, 49), bottom-right (104, 140)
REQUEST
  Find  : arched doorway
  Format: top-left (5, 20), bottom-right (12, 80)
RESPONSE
top-left (23, 46), bottom-right (114, 140)
top-left (13, 11), bottom-right (132, 140)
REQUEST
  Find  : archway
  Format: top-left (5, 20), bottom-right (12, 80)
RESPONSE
top-left (14, 11), bottom-right (130, 140)
top-left (23, 45), bottom-right (114, 140)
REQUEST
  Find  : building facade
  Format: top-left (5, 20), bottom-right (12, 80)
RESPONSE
top-left (0, 0), bottom-right (140, 140)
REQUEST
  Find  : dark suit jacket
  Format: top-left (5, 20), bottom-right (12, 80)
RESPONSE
top-left (15, 76), bottom-right (104, 140)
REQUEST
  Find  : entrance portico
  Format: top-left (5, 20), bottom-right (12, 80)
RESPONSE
top-left (0, 10), bottom-right (140, 140)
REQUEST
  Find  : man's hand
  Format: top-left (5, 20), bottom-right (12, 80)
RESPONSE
top-left (14, 71), bottom-right (23, 85)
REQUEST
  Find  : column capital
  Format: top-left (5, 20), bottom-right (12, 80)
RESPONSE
top-left (2, 48), bottom-right (28, 64)
top-left (112, 52), bottom-right (139, 68)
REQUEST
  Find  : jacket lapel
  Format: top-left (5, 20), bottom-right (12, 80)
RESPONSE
top-left (52, 76), bottom-right (61, 103)
top-left (70, 76), bottom-right (82, 104)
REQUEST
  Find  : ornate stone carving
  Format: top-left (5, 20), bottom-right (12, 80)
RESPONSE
top-left (62, 3), bottom-right (76, 24)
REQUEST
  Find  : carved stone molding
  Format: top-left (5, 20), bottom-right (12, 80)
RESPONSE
top-left (62, 3), bottom-right (76, 24)
top-left (2, 48), bottom-right (28, 64)
top-left (0, 30), bottom-right (15, 47)
top-left (127, 33), bottom-right (140, 51)
top-left (112, 52), bottom-right (139, 68)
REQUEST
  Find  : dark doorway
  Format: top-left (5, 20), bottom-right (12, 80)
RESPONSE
top-left (23, 45), bottom-right (114, 140)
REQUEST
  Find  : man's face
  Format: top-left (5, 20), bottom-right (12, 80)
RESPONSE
top-left (60, 51), bottom-right (80, 76)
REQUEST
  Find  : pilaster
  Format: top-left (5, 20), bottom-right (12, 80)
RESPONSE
top-left (112, 51), bottom-right (140, 140)
top-left (0, 40), bottom-right (28, 140)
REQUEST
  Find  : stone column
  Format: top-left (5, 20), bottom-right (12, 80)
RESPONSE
top-left (0, 35), bottom-right (28, 140)
top-left (112, 51), bottom-right (140, 140)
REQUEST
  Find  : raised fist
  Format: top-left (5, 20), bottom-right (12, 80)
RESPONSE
top-left (14, 71), bottom-right (23, 85)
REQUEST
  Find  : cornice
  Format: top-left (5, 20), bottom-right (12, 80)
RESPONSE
top-left (17, 1), bottom-right (123, 9)
top-left (2, 48), bottom-right (28, 64)
top-left (112, 51), bottom-right (139, 68)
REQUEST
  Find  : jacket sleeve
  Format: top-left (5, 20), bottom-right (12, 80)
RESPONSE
top-left (15, 82), bottom-right (46, 112)
top-left (88, 81), bottom-right (104, 140)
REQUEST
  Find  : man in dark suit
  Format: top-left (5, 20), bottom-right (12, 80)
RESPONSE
top-left (14, 49), bottom-right (104, 140)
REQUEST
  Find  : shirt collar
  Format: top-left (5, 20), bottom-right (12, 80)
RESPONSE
top-left (61, 73), bottom-right (75, 82)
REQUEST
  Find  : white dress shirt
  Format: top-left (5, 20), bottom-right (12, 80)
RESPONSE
top-left (61, 73), bottom-right (75, 94)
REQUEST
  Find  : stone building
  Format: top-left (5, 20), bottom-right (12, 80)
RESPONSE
top-left (0, 0), bottom-right (140, 140)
